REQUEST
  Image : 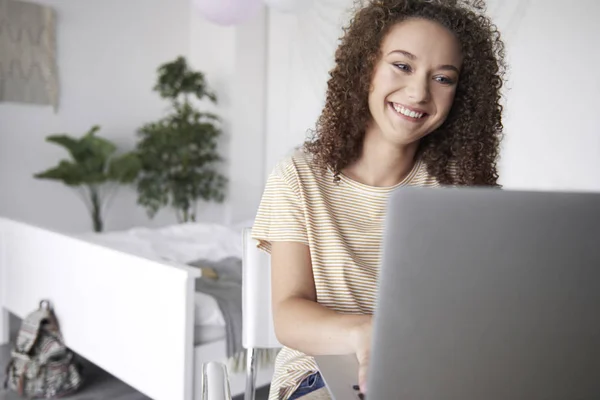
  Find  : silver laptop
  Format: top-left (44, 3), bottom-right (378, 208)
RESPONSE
top-left (317, 187), bottom-right (600, 400)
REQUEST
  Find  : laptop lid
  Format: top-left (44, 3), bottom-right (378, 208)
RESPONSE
top-left (368, 187), bottom-right (600, 400)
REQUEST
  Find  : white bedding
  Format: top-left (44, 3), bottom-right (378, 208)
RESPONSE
top-left (79, 220), bottom-right (252, 330)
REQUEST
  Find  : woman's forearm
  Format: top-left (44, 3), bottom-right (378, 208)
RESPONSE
top-left (273, 296), bottom-right (371, 356)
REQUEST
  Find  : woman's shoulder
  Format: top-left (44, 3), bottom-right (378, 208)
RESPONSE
top-left (269, 147), bottom-right (327, 185)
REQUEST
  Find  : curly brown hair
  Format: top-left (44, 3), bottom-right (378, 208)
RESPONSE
top-left (304, 0), bottom-right (506, 186)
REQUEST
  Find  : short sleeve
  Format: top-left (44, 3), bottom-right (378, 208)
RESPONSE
top-left (251, 160), bottom-right (308, 253)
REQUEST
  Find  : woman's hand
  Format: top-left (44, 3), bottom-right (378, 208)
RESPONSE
top-left (351, 317), bottom-right (373, 394)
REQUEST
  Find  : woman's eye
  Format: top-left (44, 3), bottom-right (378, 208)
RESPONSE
top-left (435, 76), bottom-right (455, 85)
top-left (393, 63), bottom-right (411, 72)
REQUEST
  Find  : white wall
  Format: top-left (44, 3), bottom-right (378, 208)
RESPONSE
top-left (188, 6), bottom-right (269, 226)
top-left (494, 0), bottom-right (600, 192)
top-left (264, 1), bottom-right (354, 174)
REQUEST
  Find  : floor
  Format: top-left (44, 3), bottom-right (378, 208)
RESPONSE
top-left (0, 314), bottom-right (269, 400)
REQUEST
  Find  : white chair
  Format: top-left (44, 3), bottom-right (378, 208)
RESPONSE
top-left (200, 362), bottom-right (232, 400)
top-left (201, 227), bottom-right (281, 400)
top-left (242, 227), bottom-right (282, 400)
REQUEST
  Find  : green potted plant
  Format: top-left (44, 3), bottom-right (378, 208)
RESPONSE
top-left (34, 125), bottom-right (141, 232)
top-left (135, 56), bottom-right (227, 223)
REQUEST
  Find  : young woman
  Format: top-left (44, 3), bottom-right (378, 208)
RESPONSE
top-left (252, 0), bottom-right (506, 398)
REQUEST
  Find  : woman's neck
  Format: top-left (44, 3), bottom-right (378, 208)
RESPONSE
top-left (342, 129), bottom-right (420, 188)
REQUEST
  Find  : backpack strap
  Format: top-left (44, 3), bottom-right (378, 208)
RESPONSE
top-left (15, 300), bottom-right (62, 355)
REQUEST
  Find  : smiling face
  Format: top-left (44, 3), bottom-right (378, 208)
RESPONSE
top-left (367, 18), bottom-right (463, 147)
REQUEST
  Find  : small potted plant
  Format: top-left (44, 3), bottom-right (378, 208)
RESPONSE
top-left (134, 56), bottom-right (227, 223)
top-left (34, 125), bottom-right (141, 232)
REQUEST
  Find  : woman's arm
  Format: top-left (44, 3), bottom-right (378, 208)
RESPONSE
top-left (270, 241), bottom-right (371, 356)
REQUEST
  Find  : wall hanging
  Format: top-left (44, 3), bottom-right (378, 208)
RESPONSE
top-left (0, 0), bottom-right (59, 111)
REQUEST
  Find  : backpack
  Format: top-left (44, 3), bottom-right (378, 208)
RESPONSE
top-left (4, 300), bottom-right (84, 398)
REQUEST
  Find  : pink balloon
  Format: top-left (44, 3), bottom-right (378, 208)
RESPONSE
top-left (193, 0), bottom-right (263, 26)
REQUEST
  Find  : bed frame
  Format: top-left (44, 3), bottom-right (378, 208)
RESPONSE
top-left (0, 217), bottom-right (274, 400)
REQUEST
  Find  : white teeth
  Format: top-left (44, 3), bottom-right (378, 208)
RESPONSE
top-left (392, 103), bottom-right (424, 119)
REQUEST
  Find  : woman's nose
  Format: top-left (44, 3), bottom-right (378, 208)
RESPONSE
top-left (405, 76), bottom-right (430, 103)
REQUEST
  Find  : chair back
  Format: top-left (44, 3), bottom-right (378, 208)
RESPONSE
top-left (242, 228), bottom-right (281, 349)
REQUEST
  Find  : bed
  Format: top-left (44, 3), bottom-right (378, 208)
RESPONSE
top-left (0, 217), bottom-right (275, 400)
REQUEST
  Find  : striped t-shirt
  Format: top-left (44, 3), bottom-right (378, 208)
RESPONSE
top-left (252, 149), bottom-right (441, 400)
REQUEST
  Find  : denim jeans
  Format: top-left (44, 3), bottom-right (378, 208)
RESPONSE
top-left (288, 372), bottom-right (326, 399)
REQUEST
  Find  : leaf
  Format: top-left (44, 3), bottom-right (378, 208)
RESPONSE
top-left (45, 125), bottom-right (116, 169)
top-left (81, 133), bottom-right (117, 164)
top-left (34, 160), bottom-right (87, 186)
top-left (136, 175), bottom-right (170, 218)
top-left (108, 152), bottom-right (141, 183)
top-left (45, 134), bottom-right (80, 156)
top-left (35, 125), bottom-right (138, 188)
top-left (152, 56), bottom-right (217, 103)
top-left (197, 111), bottom-right (220, 122)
